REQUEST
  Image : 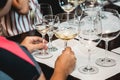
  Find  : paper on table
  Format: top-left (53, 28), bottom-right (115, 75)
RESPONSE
top-left (112, 47), bottom-right (120, 54)
top-left (101, 12), bottom-right (120, 33)
top-left (32, 39), bottom-right (120, 80)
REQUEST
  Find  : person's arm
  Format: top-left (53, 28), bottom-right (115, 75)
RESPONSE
top-left (20, 36), bottom-right (76, 80)
top-left (50, 47), bottom-right (76, 80)
top-left (0, 0), bottom-right (12, 17)
top-left (37, 47), bottom-right (76, 80)
top-left (38, 72), bottom-right (46, 80)
top-left (12, 0), bottom-right (29, 14)
top-left (50, 70), bottom-right (67, 80)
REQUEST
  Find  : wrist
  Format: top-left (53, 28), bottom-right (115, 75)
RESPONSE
top-left (51, 69), bottom-right (68, 80)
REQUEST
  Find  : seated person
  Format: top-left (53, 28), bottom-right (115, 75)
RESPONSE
top-left (0, 0), bottom-right (76, 80)
top-left (1, 0), bottom-right (42, 37)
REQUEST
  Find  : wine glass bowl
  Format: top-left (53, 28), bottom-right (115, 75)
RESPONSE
top-left (55, 13), bottom-right (80, 48)
top-left (96, 0), bottom-right (108, 9)
top-left (58, 0), bottom-right (77, 13)
top-left (44, 15), bottom-right (59, 52)
top-left (96, 8), bottom-right (120, 67)
top-left (40, 3), bottom-right (53, 16)
top-left (96, 0), bottom-right (109, 19)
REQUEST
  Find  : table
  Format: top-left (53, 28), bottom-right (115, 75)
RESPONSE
top-left (7, 29), bottom-right (120, 80)
top-left (32, 38), bottom-right (120, 80)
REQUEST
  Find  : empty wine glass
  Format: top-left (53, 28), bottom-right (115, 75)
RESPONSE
top-left (78, 9), bottom-right (102, 74)
top-left (81, 0), bottom-right (97, 8)
top-left (96, 0), bottom-right (109, 19)
top-left (44, 15), bottom-right (59, 52)
top-left (40, 3), bottom-right (53, 16)
top-left (33, 3), bottom-right (53, 59)
top-left (55, 13), bottom-right (80, 48)
top-left (96, 8), bottom-right (120, 67)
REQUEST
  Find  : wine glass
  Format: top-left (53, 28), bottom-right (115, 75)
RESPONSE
top-left (55, 13), bottom-right (80, 48)
top-left (33, 3), bottom-right (53, 59)
top-left (58, 0), bottom-right (78, 14)
top-left (96, 0), bottom-right (109, 9)
top-left (40, 3), bottom-right (53, 16)
top-left (96, 0), bottom-right (109, 19)
top-left (78, 9), bottom-right (102, 74)
top-left (96, 8), bottom-right (120, 67)
top-left (44, 15), bottom-right (59, 52)
top-left (58, 0), bottom-right (83, 22)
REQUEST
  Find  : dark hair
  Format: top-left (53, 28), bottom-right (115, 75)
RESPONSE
top-left (0, 0), bottom-right (8, 9)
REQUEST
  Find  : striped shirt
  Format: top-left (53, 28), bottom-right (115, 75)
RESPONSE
top-left (1, 0), bottom-right (42, 37)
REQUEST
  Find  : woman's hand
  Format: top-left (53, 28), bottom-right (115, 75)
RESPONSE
top-left (51, 47), bottom-right (76, 80)
top-left (20, 36), bottom-right (48, 53)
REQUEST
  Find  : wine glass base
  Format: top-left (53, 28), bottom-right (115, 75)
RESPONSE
top-left (47, 47), bottom-right (58, 52)
top-left (78, 66), bottom-right (98, 74)
top-left (34, 50), bottom-right (53, 59)
top-left (100, 13), bottom-right (107, 19)
top-left (96, 58), bottom-right (116, 67)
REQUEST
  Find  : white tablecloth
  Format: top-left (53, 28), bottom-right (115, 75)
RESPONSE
top-left (32, 39), bottom-right (120, 80)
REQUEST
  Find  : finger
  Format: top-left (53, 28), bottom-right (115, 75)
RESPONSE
top-left (64, 47), bottom-right (75, 55)
top-left (32, 36), bottom-right (48, 44)
top-left (62, 47), bottom-right (71, 53)
top-left (65, 47), bottom-right (72, 51)
top-left (32, 43), bottom-right (44, 50)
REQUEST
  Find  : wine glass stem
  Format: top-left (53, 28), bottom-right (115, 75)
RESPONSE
top-left (64, 40), bottom-right (67, 48)
top-left (48, 35), bottom-right (53, 48)
top-left (87, 48), bottom-right (91, 68)
top-left (105, 41), bottom-right (108, 58)
top-left (67, 12), bottom-right (70, 22)
top-left (101, 0), bottom-right (104, 8)
top-left (42, 34), bottom-right (46, 54)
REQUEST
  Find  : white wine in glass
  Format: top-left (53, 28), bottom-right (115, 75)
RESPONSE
top-left (36, 25), bottom-right (49, 35)
top-left (34, 3), bottom-right (53, 59)
top-left (58, 0), bottom-right (84, 22)
top-left (58, 0), bottom-right (79, 13)
top-left (35, 22), bottom-right (53, 59)
top-left (55, 13), bottom-right (79, 48)
top-left (55, 29), bottom-right (78, 40)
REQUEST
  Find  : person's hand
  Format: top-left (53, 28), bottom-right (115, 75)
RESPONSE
top-left (12, 0), bottom-right (29, 14)
top-left (20, 36), bottom-right (48, 53)
top-left (51, 47), bottom-right (76, 80)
